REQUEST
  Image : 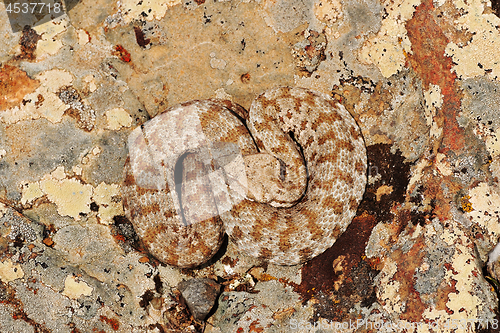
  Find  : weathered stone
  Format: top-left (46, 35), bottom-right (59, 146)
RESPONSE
top-left (178, 278), bottom-right (221, 321)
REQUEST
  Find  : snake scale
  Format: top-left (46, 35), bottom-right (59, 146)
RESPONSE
top-left (121, 87), bottom-right (367, 268)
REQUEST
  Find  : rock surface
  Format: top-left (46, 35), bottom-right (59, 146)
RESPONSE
top-left (178, 278), bottom-right (221, 321)
top-left (1, 0), bottom-right (500, 332)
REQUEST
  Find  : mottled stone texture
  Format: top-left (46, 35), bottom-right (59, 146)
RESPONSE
top-left (1, 0), bottom-right (500, 332)
top-left (178, 278), bottom-right (221, 321)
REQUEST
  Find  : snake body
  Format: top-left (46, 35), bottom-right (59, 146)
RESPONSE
top-left (121, 87), bottom-right (367, 267)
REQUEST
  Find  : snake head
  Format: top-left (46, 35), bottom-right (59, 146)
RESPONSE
top-left (243, 153), bottom-right (305, 208)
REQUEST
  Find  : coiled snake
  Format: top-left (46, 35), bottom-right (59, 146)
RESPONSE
top-left (121, 87), bottom-right (367, 268)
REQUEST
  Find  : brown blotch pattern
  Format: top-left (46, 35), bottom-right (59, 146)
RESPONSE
top-left (249, 222), bottom-right (263, 242)
top-left (122, 88), bottom-right (366, 267)
top-left (323, 196), bottom-right (344, 215)
top-left (259, 247), bottom-right (273, 260)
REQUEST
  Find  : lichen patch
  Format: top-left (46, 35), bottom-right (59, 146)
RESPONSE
top-left (39, 167), bottom-right (93, 220)
top-left (118, 0), bottom-right (181, 24)
top-left (33, 17), bottom-right (69, 59)
top-left (440, 226), bottom-right (483, 320)
top-left (0, 69), bottom-right (73, 124)
top-left (106, 107), bottom-right (132, 130)
top-left (376, 259), bottom-right (402, 313)
top-left (444, 0), bottom-right (500, 80)
top-left (423, 84), bottom-right (444, 138)
top-left (359, 0), bottom-right (421, 77)
top-left (62, 275), bottom-right (94, 299)
top-left (486, 128), bottom-right (500, 158)
top-left (313, 0), bottom-right (343, 27)
top-left (92, 182), bottom-right (124, 225)
top-left (21, 182), bottom-right (44, 205)
top-left (467, 182), bottom-right (500, 237)
top-left (0, 259), bottom-right (24, 283)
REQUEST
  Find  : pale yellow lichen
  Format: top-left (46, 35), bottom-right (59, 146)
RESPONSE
top-left (34, 15), bottom-right (69, 59)
top-left (77, 29), bottom-right (90, 45)
top-left (21, 182), bottom-right (44, 205)
top-left (440, 227), bottom-right (458, 247)
top-left (0, 259), bottom-right (24, 283)
top-left (83, 74), bottom-right (97, 93)
top-left (423, 84), bottom-right (444, 138)
top-left (467, 182), bottom-right (500, 239)
top-left (62, 275), bottom-right (93, 299)
top-left (490, 157), bottom-right (500, 181)
top-left (407, 159), bottom-right (430, 193)
top-left (106, 107), bottom-right (132, 130)
top-left (39, 168), bottom-right (93, 220)
top-left (0, 69), bottom-right (73, 124)
top-left (81, 146), bottom-right (102, 165)
top-left (444, 0), bottom-right (500, 80)
top-left (313, 0), bottom-right (343, 26)
top-left (360, 40), bottom-right (407, 78)
top-left (443, 230), bottom-right (481, 323)
top-left (26, 165), bottom-right (122, 222)
top-left (420, 307), bottom-right (451, 333)
top-left (119, 0), bottom-right (181, 24)
top-left (92, 182), bottom-right (124, 225)
top-left (422, 222), bottom-right (485, 331)
top-left (72, 165), bottom-right (83, 176)
top-left (376, 259), bottom-right (402, 313)
top-left (358, 0), bottom-right (421, 78)
top-left (92, 146), bottom-right (102, 155)
top-left (51, 166), bottom-right (67, 180)
top-left (0, 202), bottom-right (7, 218)
top-left (433, 0), bottom-right (446, 7)
top-left (214, 88), bottom-right (233, 101)
top-left (435, 153), bottom-right (452, 176)
top-left (485, 128), bottom-right (500, 158)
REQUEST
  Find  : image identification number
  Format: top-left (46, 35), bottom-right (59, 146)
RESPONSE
top-left (5, 2), bottom-right (62, 14)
